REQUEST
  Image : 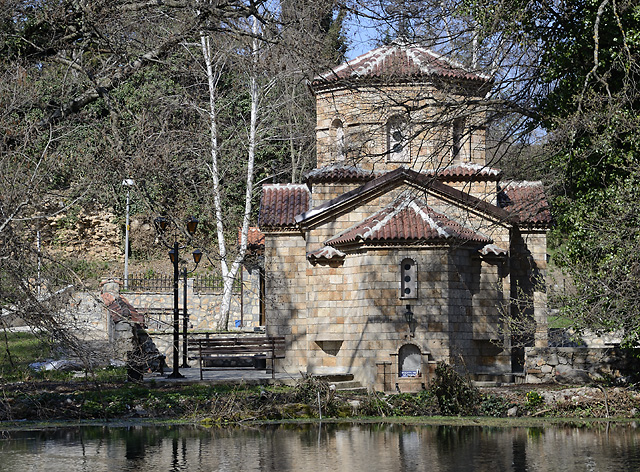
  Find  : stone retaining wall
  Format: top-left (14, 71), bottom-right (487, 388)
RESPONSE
top-left (525, 347), bottom-right (637, 384)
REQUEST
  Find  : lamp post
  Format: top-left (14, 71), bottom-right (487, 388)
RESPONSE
top-left (155, 216), bottom-right (201, 379)
top-left (182, 249), bottom-right (202, 368)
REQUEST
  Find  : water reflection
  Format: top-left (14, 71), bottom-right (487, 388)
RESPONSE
top-left (1, 422), bottom-right (639, 471)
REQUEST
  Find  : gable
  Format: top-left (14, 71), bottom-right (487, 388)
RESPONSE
top-left (296, 167), bottom-right (512, 230)
top-left (325, 195), bottom-right (492, 250)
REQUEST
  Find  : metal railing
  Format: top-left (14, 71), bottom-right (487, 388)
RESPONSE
top-left (127, 274), bottom-right (174, 292)
top-left (125, 273), bottom-right (241, 293)
top-left (193, 274), bottom-right (241, 293)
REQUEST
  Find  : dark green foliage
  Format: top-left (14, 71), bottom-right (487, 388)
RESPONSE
top-left (430, 362), bottom-right (481, 416)
top-left (478, 394), bottom-right (510, 417)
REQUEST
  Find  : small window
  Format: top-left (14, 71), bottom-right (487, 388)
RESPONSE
top-left (387, 115), bottom-right (410, 163)
top-left (331, 119), bottom-right (346, 161)
top-left (400, 258), bottom-right (417, 299)
top-left (452, 118), bottom-right (465, 161)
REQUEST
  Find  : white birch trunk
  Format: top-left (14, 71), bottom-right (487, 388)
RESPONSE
top-left (201, 15), bottom-right (261, 330)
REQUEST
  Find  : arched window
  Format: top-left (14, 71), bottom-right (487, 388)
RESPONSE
top-left (387, 115), bottom-right (410, 162)
top-left (400, 258), bottom-right (417, 299)
top-left (331, 119), bottom-right (346, 161)
top-left (399, 344), bottom-right (422, 377)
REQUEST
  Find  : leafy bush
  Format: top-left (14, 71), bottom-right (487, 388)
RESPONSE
top-left (430, 362), bottom-right (481, 416)
top-left (479, 394), bottom-right (510, 417)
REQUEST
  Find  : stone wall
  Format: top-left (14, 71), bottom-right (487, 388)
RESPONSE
top-left (59, 269), bottom-right (263, 361)
top-left (524, 347), bottom-right (637, 384)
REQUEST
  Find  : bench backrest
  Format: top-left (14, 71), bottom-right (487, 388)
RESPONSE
top-left (189, 336), bottom-right (285, 352)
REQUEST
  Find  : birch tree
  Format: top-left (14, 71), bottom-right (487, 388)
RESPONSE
top-left (199, 8), bottom-right (262, 330)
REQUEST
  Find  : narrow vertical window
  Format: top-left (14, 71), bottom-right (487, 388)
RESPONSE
top-left (400, 258), bottom-right (417, 299)
top-left (387, 115), bottom-right (410, 162)
top-left (331, 119), bottom-right (345, 161)
top-left (452, 118), bottom-right (465, 161)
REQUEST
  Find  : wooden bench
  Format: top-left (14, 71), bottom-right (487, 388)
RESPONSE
top-left (188, 335), bottom-right (285, 379)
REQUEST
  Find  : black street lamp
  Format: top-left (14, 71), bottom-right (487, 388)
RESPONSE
top-left (155, 216), bottom-right (201, 379)
top-left (181, 249), bottom-right (202, 368)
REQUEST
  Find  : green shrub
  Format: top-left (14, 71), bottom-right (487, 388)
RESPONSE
top-left (479, 394), bottom-right (510, 417)
top-left (430, 362), bottom-right (481, 416)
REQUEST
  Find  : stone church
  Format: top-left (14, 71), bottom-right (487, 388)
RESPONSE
top-left (258, 42), bottom-right (551, 391)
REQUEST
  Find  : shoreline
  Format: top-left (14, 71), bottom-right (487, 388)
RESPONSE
top-left (2, 415), bottom-right (639, 432)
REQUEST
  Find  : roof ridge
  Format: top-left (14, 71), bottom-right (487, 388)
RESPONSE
top-left (409, 199), bottom-right (450, 238)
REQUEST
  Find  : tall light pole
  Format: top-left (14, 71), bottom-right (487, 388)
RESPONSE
top-left (155, 216), bottom-right (201, 379)
top-left (182, 249), bottom-right (202, 368)
top-left (122, 179), bottom-right (135, 290)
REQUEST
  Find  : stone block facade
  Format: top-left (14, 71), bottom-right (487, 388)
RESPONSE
top-left (316, 84), bottom-right (487, 173)
top-left (260, 43), bottom-right (551, 391)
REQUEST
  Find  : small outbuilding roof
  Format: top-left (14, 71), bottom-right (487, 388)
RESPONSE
top-left (305, 164), bottom-right (379, 184)
top-left (498, 181), bottom-right (552, 228)
top-left (425, 163), bottom-right (502, 182)
top-left (259, 184), bottom-right (310, 229)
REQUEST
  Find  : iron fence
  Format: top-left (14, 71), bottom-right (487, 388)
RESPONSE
top-left (127, 274), bottom-right (174, 292)
top-left (193, 274), bottom-right (241, 293)
top-left (138, 307), bottom-right (181, 331)
top-left (125, 273), bottom-right (241, 293)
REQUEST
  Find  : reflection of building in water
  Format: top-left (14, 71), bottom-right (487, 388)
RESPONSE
top-left (259, 42), bottom-right (551, 391)
top-left (2, 424), bottom-right (639, 470)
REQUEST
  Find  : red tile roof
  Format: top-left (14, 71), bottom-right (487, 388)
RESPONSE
top-left (311, 42), bottom-right (491, 89)
top-left (259, 184), bottom-right (310, 228)
top-left (305, 164), bottom-right (379, 184)
top-left (326, 196), bottom-right (491, 247)
top-left (426, 163), bottom-right (502, 181)
top-left (101, 293), bottom-right (144, 324)
top-left (238, 227), bottom-right (265, 248)
top-left (498, 181), bottom-right (552, 227)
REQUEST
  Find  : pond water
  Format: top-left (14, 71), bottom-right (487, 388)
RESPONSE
top-left (1, 422), bottom-right (639, 471)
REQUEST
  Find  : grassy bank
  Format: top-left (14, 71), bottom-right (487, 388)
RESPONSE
top-left (1, 373), bottom-right (639, 425)
top-left (1, 333), bottom-right (639, 426)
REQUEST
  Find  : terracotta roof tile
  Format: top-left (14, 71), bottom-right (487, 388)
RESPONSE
top-left (326, 196), bottom-right (491, 247)
top-left (312, 42), bottom-right (491, 88)
top-left (259, 184), bottom-right (310, 228)
top-left (101, 294), bottom-right (144, 324)
top-left (498, 181), bottom-right (552, 227)
top-left (427, 163), bottom-right (502, 181)
top-left (305, 164), bottom-right (379, 184)
top-left (238, 227), bottom-right (265, 248)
